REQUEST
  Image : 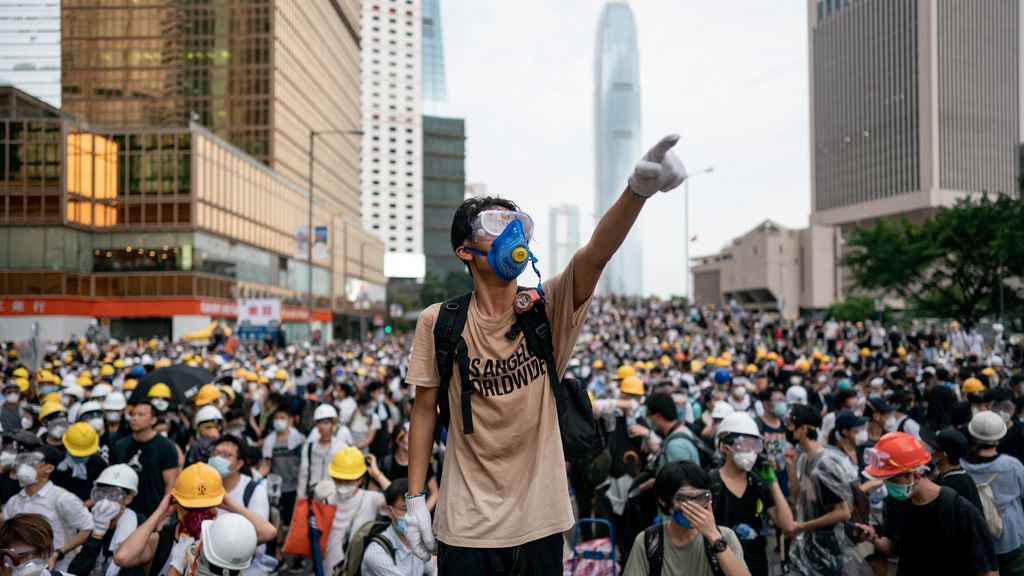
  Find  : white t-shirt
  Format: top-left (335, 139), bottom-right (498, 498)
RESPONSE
top-left (224, 475), bottom-right (270, 576)
top-left (104, 507), bottom-right (139, 576)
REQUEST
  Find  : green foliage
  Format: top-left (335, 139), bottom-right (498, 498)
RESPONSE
top-left (843, 194), bottom-right (1024, 329)
top-left (824, 296), bottom-right (892, 323)
top-left (420, 270), bottom-right (475, 305)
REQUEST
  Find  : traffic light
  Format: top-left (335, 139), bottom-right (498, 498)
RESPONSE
top-left (384, 325), bottom-right (392, 334)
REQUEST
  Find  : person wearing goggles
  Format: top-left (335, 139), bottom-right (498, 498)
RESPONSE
top-left (710, 412), bottom-right (795, 576)
top-left (851, 431), bottom-right (999, 576)
top-left (66, 464), bottom-right (140, 576)
top-left (623, 460), bottom-right (750, 576)
top-left (405, 134), bottom-right (688, 573)
top-left (0, 513), bottom-right (60, 576)
top-left (1, 445), bottom-right (92, 573)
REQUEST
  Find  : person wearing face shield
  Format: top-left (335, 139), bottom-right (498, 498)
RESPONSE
top-left (852, 432), bottom-right (999, 576)
top-left (709, 412), bottom-right (794, 576)
top-left (66, 464), bottom-right (143, 576)
top-left (0, 445), bottom-right (92, 573)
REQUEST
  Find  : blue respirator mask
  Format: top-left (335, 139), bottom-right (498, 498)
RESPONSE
top-left (464, 210), bottom-right (546, 298)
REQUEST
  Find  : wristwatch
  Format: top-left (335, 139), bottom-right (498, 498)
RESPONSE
top-left (710, 537), bottom-right (729, 554)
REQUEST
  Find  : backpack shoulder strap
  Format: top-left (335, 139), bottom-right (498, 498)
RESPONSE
top-left (703, 535), bottom-right (726, 576)
top-left (644, 524), bottom-right (664, 576)
top-left (432, 292), bottom-right (472, 438)
top-left (516, 299), bottom-right (565, 412)
top-left (709, 468), bottom-right (725, 520)
top-left (937, 486), bottom-right (959, 537)
top-left (368, 534), bottom-right (396, 561)
top-left (243, 477), bottom-right (258, 508)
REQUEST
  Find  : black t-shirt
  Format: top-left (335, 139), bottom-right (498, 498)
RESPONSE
top-left (883, 488), bottom-right (998, 576)
top-left (938, 469), bottom-right (984, 514)
top-left (113, 433), bottom-right (179, 517)
top-left (712, 470), bottom-right (773, 576)
top-left (380, 453), bottom-right (434, 484)
top-left (51, 453), bottom-right (107, 502)
top-left (998, 420), bottom-right (1024, 463)
top-left (926, 385), bottom-right (957, 430)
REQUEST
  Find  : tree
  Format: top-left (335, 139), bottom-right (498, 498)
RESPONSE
top-left (843, 194), bottom-right (1024, 329)
top-left (825, 296), bottom-right (892, 324)
top-left (420, 270), bottom-right (475, 305)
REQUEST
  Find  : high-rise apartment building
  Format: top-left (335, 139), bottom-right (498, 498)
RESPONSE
top-left (361, 0), bottom-right (424, 278)
top-left (595, 0), bottom-right (643, 296)
top-left (0, 0), bottom-right (61, 106)
top-left (549, 205), bottom-right (580, 276)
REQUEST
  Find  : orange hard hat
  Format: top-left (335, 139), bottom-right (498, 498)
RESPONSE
top-left (864, 432), bottom-right (930, 478)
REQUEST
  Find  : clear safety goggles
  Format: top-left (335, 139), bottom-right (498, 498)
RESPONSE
top-left (672, 488), bottom-right (712, 508)
top-left (13, 452), bottom-right (43, 466)
top-left (471, 210), bottom-right (534, 241)
top-left (863, 446), bottom-right (914, 474)
top-left (725, 435), bottom-right (764, 454)
top-left (91, 485), bottom-right (127, 503)
top-left (0, 545), bottom-right (40, 568)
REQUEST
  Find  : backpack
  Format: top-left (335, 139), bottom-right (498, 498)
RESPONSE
top-left (708, 469), bottom-right (768, 525)
top-left (335, 521), bottom-right (395, 576)
top-left (432, 290), bottom-right (601, 463)
top-left (242, 478), bottom-right (259, 507)
top-left (644, 523), bottom-right (724, 576)
top-left (976, 472), bottom-right (1004, 538)
top-left (662, 424), bottom-right (715, 470)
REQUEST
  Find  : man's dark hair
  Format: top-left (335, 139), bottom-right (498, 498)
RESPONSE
top-left (132, 400), bottom-right (157, 420)
top-left (266, 393), bottom-right (285, 408)
top-left (366, 382), bottom-right (383, 395)
top-left (655, 461), bottom-right (710, 514)
top-left (214, 434), bottom-right (246, 460)
top-left (834, 389), bottom-right (858, 408)
top-left (272, 405), bottom-right (292, 419)
top-left (646, 393), bottom-right (677, 422)
top-left (384, 477), bottom-right (408, 506)
top-left (450, 196), bottom-right (521, 252)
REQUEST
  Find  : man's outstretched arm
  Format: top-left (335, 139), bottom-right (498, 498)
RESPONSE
top-left (572, 134), bottom-right (687, 309)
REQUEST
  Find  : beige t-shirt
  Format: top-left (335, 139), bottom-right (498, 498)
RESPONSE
top-left (406, 256), bottom-right (592, 547)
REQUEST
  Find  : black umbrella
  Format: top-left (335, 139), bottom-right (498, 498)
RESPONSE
top-left (131, 364), bottom-right (215, 406)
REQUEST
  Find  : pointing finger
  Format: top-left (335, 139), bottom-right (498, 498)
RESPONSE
top-left (649, 134), bottom-right (680, 161)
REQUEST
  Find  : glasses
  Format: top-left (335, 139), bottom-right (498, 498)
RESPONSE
top-left (726, 436), bottom-right (764, 454)
top-left (471, 210), bottom-right (534, 241)
top-left (13, 452), bottom-right (43, 466)
top-left (91, 486), bottom-right (126, 503)
top-left (672, 489), bottom-right (712, 508)
top-left (0, 545), bottom-right (38, 568)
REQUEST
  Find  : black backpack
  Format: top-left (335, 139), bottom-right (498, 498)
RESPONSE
top-left (644, 524), bottom-right (724, 576)
top-left (432, 290), bottom-right (600, 463)
top-left (335, 521), bottom-right (395, 576)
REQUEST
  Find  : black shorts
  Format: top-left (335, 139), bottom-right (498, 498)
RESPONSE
top-left (437, 532), bottom-right (562, 576)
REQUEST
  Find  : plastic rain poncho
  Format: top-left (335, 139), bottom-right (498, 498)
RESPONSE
top-left (789, 446), bottom-right (861, 576)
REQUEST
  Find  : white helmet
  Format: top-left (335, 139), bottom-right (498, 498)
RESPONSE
top-left (313, 403), bottom-right (338, 422)
top-left (78, 401), bottom-right (103, 418)
top-left (201, 513), bottom-right (257, 570)
top-left (716, 412), bottom-right (761, 439)
top-left (140, 354), bottom-right (154, 366)
top-left (194, 405), bottom-right (224, 427)
top-left (63, 383), bottom-right (85, 401)
top-left (62, 374), bottom-right (78, 389)
top-left (786, 385), bottom-right (808, 405)
top-left (96, 464), bottom-right (139, 493)
top-left (102, 392), bottom-right (127, 412)
top-left (989, 356), bottom-right (1005, 368)
top-left (91, 383), bottom-right (113, 399)
top-left (969, 411), bottom-right (1007, 444)
top-left (710, 402), bottom-right (736, 419)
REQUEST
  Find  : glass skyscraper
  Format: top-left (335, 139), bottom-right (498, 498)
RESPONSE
top-left (0, 0), bottom-right (61, 106)
top-left (421, 0), bottom-right (447, 115)
top-left (595, 0), bottom-right (642, 296)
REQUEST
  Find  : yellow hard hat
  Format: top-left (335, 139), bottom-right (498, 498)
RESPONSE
top-left (274, 369), bottom-right (288, 381)
top-left (962, 377), bottom-right (985, 394)
top-left (896, 346), bottom-right (906, 357)
top-left (329, 446), bottom-right (368, 480)
top-left (41, 392), bottom-right (62, 405)
top-left (821, 355), bottom-right (832, 364)
top-left (63, 422), bottom-right (99, 457)
top-left (12, 367), bottom-right (29, 379)
top-left (113, 359), bottom-right (126, 369)
top-left (755, 348), bottom-right (767, 360)
top-left (257, 376), bottom-right (269, 384)
top-left (860, 347), bottom-right (871, 358)
top-left (39, 401), bottom-right (67, 420)
top-left (592, 359), bottom-right (604, 370)
top-left (706, 356), bottom-right (718, 366)
top-left (620, 376), bottom-right (645, 396)
top-left (796, 360), bottom-right (811, 372)
top-left (193, 384), bottom-right (220, 407)
top-left (644, 361), bottom-right (655, 371)
top-left (172, 463), bottom-right (225, 508)
top-left (766, 351), bottom-right (778, 361)
top-left (981, 367), bottom-right (996, 377)
top-left (14, 378), bottom-right (30, 393)
top-left (715, 358), bottom-right (730, 368)
top-left (77, 374), bottom-right (94, 387)
top-left (124, 378), bottom-right (138, 391)
top-left (744, 364), bottom-right (758, 375)
top-left (660, 341), bottom-right (670, 351)
top-left (147, 383), bottom-right (172, 400)
top-left (721, 352), bottom-right (733, 362)
top-left (811, 350), bottom-right (822, 361)
top-left (614, 365), bottom-right (636, 381)
top-left (690, 360), bottom-right (704, 372)
top-left (660, 355), bottom-right (671, 366)
top-left (155, 358), bottom-right (172, 368)
top-left (100, 364), bottom-right (115, 377)
top-left (363, 356), bottom-right (375, 366)
top-left (942, 341), bottom-right (951, 350)
top-left (244, 371), bottom-right (258, 382)
top-left (356, 368), bottom-right (367, 377)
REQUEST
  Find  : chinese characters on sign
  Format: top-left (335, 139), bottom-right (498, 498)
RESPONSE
top-left (0, 300), bottom-right (48, 314)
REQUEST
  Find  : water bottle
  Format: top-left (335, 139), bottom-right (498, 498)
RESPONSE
top-left (734, 523), bottom-right (758, 541)
top-left (266, 473), bottom-right (283, 506)
top-left (869, 485), bottom-right (885, 523)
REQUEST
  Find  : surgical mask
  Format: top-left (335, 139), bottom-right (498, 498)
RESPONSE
top-left (151, 398), bottom-right (169, 412)
top-left (773, 401), bottom-right (788, 418)
top-left (105, 411), bottom-right (121, 422)
top-left (671, 509), bottom-right (692, 529)
top-left (11, 558), bottom-right (46, 576)
top-left (40, 385), bottom-right (59, 396)
top-left (88, 418), bottom-right (105, 433)
top-left (15, 463), bottom-right (38, 487)
top-left (208, 456), bottom-right (232, 477)
top-left (396, 516), bottom-right (407, 534)
top-left (464, 218), bottom-right (535, 281)
top-left (336, 483), bottom-right (357, 500)
top-left (20, 417), bottom-right (33, 430)
top-left (854, 428), bottom-right (869, 445)
top-left (999, 411), bottom-right (1013, 424)
top-left (732, 450), bottom-right (757, 472)
top-left (273, 420), bottom-right (288, 432)
top-left (732, 387), bottom-right (747, 399)
top-left (837, 379), bottom-right (852, 390)
top-left (4, 393), bottom-right (19, 404)
top-left (0, 451), bottom-right (15, 468)
top-left (789, 376), bottom-right (802, 386)
top-left (884, 479), bottom-right (914, 500)
top-left (883, 416), bottom-right (897, 433)
top-left (626, 416), bottom-right (638, 428)
top-left (48, 424), bottom-right (68, 439)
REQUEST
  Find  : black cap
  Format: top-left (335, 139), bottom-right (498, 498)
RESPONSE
top-left (788, 404), bottom-right (822, 429)
top-left (1, 430), bottom-right (41, 449)
top-left (834, 411), bottom-right (868, 431)
top-left (35, 444), bottom-right (63, 467)
top-left (864, 396), bottom-right (893, 417)
top-left (920, 428), bottom-right (969, 462)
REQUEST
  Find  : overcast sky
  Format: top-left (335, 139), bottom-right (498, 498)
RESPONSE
top-left (441, 0), bottom-right (811, 297)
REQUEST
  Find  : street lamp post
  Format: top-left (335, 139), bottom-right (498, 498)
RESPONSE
top-left (684, 166), bottom-right (715, 303)
top-left (307, 128), bottom-right (362, 343)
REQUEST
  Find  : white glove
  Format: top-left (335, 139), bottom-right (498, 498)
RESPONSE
top-left (628, 134), bottom-right (688, 197)
top-left (405, 492), bottom-right (436, 561)
top-left (313, 479), bottom-right (336, 503)
top-left (91, 499), bottom-right (121, 536)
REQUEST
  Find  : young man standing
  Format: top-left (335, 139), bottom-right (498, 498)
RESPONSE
top-left (405, 135), bottom-right (688, 573)
top-left (112, 400), bottom-right (180, 517)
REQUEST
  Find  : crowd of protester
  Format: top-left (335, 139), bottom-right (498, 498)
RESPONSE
top-left (0, 296), bottom-right (1022, 575)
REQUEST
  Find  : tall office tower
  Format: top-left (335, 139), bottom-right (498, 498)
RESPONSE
top-left (808, 0), bottom-right (1021, 296)
top-left (0, 0), bottom-right (61, 106)
top-left (361, 0), bottom-right (424, 279)
top-left (549, 205), bottom-right (580, 275)
top-left (595, 0), bottom-right (643, 296)
top-left (421, 0), bottom-right (447, 116)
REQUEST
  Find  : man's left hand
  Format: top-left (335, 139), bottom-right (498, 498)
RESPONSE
top-left (628, 134), bottom-right (688, 197)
